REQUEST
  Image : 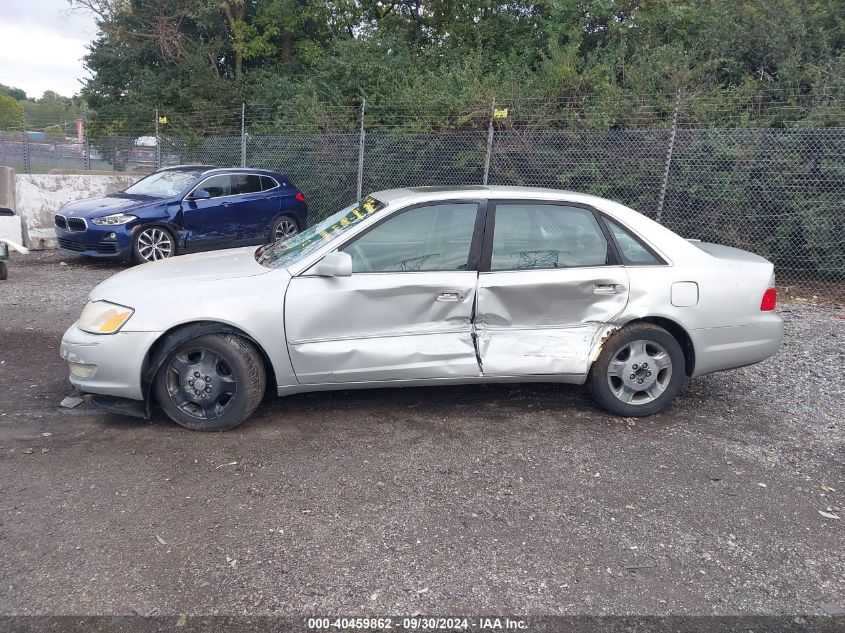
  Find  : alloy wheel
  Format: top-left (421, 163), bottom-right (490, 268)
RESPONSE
top-left (274, 218), bottom-right (298, 240)
top-left (606, 339), bottom-right (673, 405)
top-left (137, 227), bottom-right (174, 261)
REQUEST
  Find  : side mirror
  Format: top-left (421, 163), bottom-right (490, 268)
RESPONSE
top-left (308, 251), bottom-right (352, 277)
top-left (191, 189), bottom-right (211, 200)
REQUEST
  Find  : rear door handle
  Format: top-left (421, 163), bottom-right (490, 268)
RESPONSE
top-left (436, 292), bottom-right (462, 302)
top-left (594, 283), bottom-right (620, 295)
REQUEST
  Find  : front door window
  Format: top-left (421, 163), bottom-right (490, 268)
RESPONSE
top-left (342, 202), bottom-right (478, 273)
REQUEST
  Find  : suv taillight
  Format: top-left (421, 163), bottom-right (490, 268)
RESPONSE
top-left (295, 192), bottom-right (306, 203)
top-left (760, 273), bottom-right (777, 311)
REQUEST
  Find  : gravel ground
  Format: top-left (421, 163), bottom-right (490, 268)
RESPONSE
top-left (0, 250), bottom-right (843, 618)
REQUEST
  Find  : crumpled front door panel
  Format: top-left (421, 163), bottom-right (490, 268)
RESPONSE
top-left (285, 271), bottom-right (480, 383)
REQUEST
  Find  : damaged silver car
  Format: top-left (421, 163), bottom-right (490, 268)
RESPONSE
top-left (60, 186), bottom-right (783, 431)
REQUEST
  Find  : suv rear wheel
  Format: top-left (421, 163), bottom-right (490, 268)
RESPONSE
top-left (271, 215), bottom-right (299, 241)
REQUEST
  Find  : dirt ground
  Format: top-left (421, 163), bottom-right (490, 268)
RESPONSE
top-left (0, 250), bottom-right (843, 619)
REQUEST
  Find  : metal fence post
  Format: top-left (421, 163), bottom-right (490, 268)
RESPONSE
top-left (656, 90), bottom-right (682, 223)
top-left (155, 108), bottom-right (162, 169)
top-left (84, 138), bottom-right (91, 171)
top-left (240, 102), bottom-right (247, 167)
top-left (483, 99), bottom-right (495, 185)
top-left (356, 99), bottom-right (366, 201)
top-left (22, 130), bottom-right (30, 175)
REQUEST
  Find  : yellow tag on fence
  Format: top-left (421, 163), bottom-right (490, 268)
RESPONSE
top-left (493, 108), bottom-right (509, 120)
top-left (158, 116), bottom-right (168, 125)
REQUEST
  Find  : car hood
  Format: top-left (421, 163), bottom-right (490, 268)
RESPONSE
top-left (90, 246), bottom-right (273, 303)
top-left (60, 193), bottom-right (161, 218)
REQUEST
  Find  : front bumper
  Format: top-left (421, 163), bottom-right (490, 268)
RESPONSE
top-left (689, 313), bottom-right (784, 377)
top-left (60, 324), bottom-right (161, 400)
top-left (55, 224), bottom-right (133, 260)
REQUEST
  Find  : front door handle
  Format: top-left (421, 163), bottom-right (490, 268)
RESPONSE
top-left (436, 292), bottom-right (462, 302)
top-left (594, 283), bottom-right (620, 295)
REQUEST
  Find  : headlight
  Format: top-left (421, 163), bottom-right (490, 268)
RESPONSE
top-left (91, 213), bottom-right (137, 225)
top-left (78, 301), bottom-right (134, 334)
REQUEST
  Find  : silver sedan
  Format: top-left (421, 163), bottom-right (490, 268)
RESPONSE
top-left (60, 186), bottom-right (783, 431)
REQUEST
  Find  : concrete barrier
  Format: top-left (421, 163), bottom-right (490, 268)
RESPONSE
top-left (15, 173), bottom-right (137, 249)
top-left (0, 166), bottom-right (23, 245)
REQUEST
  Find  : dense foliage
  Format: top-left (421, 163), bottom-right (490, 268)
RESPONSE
top-left (16, 1), bottom-right (843, 281)
top-left (74, 0), bottom-right (845, 132)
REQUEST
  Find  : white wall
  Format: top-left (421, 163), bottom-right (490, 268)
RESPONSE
top-left (15, 174), bottom-right (137, 249)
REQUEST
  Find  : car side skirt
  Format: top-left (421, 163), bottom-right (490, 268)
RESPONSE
top-left (276, 373), bottom-right (588, 397)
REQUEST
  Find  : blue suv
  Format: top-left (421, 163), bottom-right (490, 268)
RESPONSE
top-left (54, 165), bottom-right (308, 263)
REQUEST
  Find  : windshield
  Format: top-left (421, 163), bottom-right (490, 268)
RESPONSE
top-left (257, 196), bottom-right (387, 268)
top-left (124, 170), bottom-right (204, 197)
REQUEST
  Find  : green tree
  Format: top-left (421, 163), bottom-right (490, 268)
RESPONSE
top-left (0, 83), bottom-right (27, 100)
top-left (0, 95), bottom-right (24, 129)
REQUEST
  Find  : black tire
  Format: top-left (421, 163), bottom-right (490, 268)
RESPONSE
top-left (0, 261), bottom-right (7, 280)
top-left (132, 226), bottom-right (176, 264)
top-left (153, 333), bottom-right (266, 431)
top-left (589, 322), bottom-right (686, 417)
top-left (270, 214), bottom-right (299, 242)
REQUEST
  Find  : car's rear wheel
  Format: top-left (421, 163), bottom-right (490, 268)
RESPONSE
top-left (589, 323), bottom-right (685, 417)
top-left (133, 226), bottom-right (175, 264)
top-left (271, 215), bottom-right (299, 241)
top-left (153, 334), bottom-right (265, 431)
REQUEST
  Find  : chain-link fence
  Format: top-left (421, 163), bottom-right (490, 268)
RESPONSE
top-left (2, 91), bottom-right (844, 294)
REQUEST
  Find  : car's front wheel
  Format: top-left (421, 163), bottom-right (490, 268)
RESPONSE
top-left (133, 226), bottom-right (175, 264)
top-left (589, 323), bottom-right (685, 417)
top-left (153, 333), bottom-right (266, 431)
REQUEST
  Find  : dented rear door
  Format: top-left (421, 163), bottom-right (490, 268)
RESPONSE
top-left (475, 201), bottom-right (629, 377)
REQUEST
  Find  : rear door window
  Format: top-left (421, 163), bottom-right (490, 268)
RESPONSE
top-left (236, 174), bottom-right (263, 195)
top-left (490, 203), bottom-right (611, 269)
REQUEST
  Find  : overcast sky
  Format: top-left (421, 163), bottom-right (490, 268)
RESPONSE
top-left (0, 0), bottom-right (97, 99)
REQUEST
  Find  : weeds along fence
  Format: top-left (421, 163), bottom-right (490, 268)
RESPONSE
top-left (1, 89), bottom-right (844, 291)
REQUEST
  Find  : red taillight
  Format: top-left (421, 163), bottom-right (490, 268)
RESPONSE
top-left (295, 192), bottom-right (306, 203)
top-left (760, 287), bottom-right (777, 311)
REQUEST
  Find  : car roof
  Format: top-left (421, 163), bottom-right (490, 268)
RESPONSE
top-left (371, 185), bottom-right (613, 208)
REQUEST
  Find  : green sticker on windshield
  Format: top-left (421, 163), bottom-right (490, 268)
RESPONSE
top-left (258, 196), bottom-right (387, 268)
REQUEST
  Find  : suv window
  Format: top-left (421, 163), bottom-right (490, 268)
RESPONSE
top-left (196, 175), bottom-right (234, 198)
top-left (260, 176), bottom-right (279, 191)
top-left (236, 174), bottom-right (263, 195)
top-left (342, 203), bottom-right (478, 272)
top-left (604, 218), bottom-right (662, 265)
top-left (491, 203), bottom-right (610, 270)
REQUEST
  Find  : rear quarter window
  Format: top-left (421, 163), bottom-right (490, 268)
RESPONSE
top-left (260, 176), bottom-right (279, 191)
top-left (604, 218), bottom-right (663, 265)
